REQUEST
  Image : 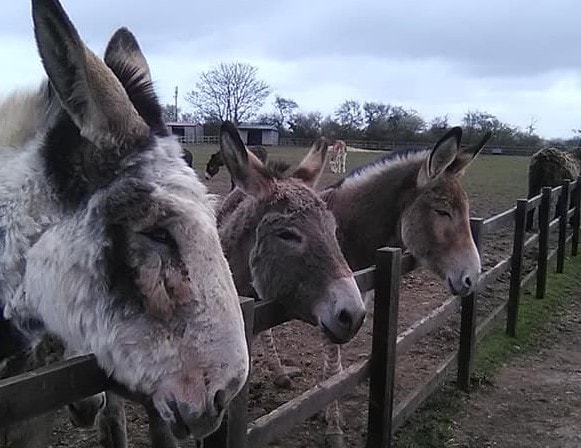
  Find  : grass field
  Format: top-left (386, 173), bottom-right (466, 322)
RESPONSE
top-left (187, 143), bottom-right (531, 218)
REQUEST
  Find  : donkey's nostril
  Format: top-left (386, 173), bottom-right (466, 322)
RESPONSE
top-left (213, 389), bottom-right (227, 414)
top-left (464, 276), bottom-right (472, 288)
top-left (337, 309), bottom-right (353, 330)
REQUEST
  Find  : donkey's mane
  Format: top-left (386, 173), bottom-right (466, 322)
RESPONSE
top-left (265, 160), bottom-right (292, 178)
top-left (329, 146), bottom-right (430, 190)
top-left (0, 82), bottom-right (59, 151)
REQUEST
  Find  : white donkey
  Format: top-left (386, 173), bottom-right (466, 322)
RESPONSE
top-left (330, 140), bottom-right (348, 174)
top-left (0, 0), bottom-right (249, 446)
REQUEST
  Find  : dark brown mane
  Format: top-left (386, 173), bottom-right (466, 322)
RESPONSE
top-left (265, 160), bottom-right (292, 178)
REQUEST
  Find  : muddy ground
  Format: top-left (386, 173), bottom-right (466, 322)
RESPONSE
top-left (11, 148), bottom-right (547, 447)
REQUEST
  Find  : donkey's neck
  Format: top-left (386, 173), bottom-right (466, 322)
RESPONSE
top-left (321, 150), bottom-right (428, 271)
top-left (217, 191), bottom-right (260, 298)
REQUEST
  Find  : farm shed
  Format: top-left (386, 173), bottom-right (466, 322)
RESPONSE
top-left (166, 122), bottom-right (204, 143)
top-left (237, 124), bottom-right (279, 146)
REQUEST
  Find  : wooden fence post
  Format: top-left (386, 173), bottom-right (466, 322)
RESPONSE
top-left (203, 297), bottom-right (255, 448)
top-left (572, 177), bottom-right (581, 257)
top-left (456, 218), bottom-right (484, 391)
top-left (506, 199), bottom-right (528, 337)
top-left (557, 180), bottom-right (571, 274)
top-left (536, 187), bottom-right (552, 299)
top-left (366, 247), bottom-right (402, 448)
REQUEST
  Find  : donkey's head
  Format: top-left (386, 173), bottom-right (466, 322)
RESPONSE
top-left (205, 151), bottom-right (224, 180)
top-left (401, 127), bottom-right (490, 297)
top-left (219, 123), bottom-right (365, 343)
top-left (14, 0), bottom-right (249, 439)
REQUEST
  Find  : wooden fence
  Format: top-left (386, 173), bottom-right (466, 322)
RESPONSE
top-left (187, 136), bottom-right (544, 156)
top-left (1, 178), bottom-right (580, 448)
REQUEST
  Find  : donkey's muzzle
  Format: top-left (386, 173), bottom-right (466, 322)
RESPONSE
top-left (153, 374), bottom-right (245, 440)
top-left (447, 268), bottom-right (479, 297)
top-left (167, 392), bottom-right (226, 440)
top-left (320, 276), bottom-right (366, 344)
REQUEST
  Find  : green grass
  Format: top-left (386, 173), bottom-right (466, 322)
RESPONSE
top-left (185, 144), bottom-right (530, 215)
top-left (474, 255), bottom-right (581, 379)
top-left (395, 254), bottom-right (581, 448)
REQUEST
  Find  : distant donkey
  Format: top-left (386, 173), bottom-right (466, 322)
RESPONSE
top-left (205, 145), bottom-right (268, 190)
top-left (0, 1), bottom-right (248, 447)
top-left (526, 146), bottom-right (581, 231)
top-left (330, 140), bottom-right (348, 174)
top-left (181, 147), bottom-right (194, 167)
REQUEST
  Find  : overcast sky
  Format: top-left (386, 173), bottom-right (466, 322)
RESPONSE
top-left (1, 0), bottom-right (581, 139)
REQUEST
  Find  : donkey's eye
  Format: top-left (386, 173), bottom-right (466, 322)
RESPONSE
top-left (435, 209), bottom-right (452, 218)
top-left (143, 228), bottom-right (173, 245)
top-left (276, 230), bottom-right (302, 243)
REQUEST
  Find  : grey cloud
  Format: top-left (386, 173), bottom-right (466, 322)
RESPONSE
top-left (4, 0), bottom-right (580, 79)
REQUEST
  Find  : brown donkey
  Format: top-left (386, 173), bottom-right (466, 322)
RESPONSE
top-left (316, 126), bottom-right (491, 442)
top-left (259, 127), bottom-right (490, 443)
top-left (216, 123), bottom-right (366, 356)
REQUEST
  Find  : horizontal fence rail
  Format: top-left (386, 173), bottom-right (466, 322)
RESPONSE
top-left (1, 177), bottom-right (580, 448)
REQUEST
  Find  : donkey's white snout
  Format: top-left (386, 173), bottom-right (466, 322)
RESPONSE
top-left (447, 268), bottom-right (480, 297)
top-left (319, 276), bottom-right (366, 344)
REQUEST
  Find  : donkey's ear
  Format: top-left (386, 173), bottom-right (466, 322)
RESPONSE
top-left (418, 127), bottom-right (461, 186)
top-left (32, 0), bottom-right (149, 151)
top-left (220, 121), bottom-right (272, 197)
top-left (292, 137), bottom-right (328, 188)
top-left (105, 27), bottom-right (152, 82)
top-left (448, 130), bottom-right (492, 176)
top-left (104, 27), bottom-right (167, 135)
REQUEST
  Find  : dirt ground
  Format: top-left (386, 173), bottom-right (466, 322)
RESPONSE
top-left (14, 147), bottom-right (541, 447)
top-left (451, 288), bottom-right (581, 448)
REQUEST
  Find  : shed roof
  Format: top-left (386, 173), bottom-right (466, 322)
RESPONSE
top-left (166, 122), bottom-right (202, 127)
top-left (237, 123), bottom-right (278, 131)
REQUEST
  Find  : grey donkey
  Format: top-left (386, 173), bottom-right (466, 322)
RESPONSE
top-left (0, 0), bottom-right (249, 446)
top-left (90, 123), bottom-right (368, 448)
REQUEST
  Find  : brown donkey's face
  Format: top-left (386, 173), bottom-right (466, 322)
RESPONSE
top-left (220, 123), bottom-right (366, 343)
top-left (401, 128), bottom-right (491, 297)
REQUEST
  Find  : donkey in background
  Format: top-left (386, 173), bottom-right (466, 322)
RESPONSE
top-left (329, 140), bottom-right (348, 174)
top-left (205, 145), bottom-right (268, 190)
top-left (0, 1), bottom-right (249, 446)
top-left (526, 146), bottom-right (581, 231)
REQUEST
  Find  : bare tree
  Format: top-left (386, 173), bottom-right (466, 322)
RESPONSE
top-left (273, 96), bottom-right (299, 130)
top-left (186, 62), bottom-right (271, 124)
top-left (161, 104), bottom-right (180, 123)
top-left (527, 116), bottom-right (538, 136)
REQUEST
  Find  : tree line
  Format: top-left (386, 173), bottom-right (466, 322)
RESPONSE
top-left (161, 62), bottom-right (575, 148)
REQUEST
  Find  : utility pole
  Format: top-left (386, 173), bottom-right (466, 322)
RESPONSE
top-left (174, 86), bottom-right (179, 122)
top-left (527, 116), bottom-right (538, 136)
